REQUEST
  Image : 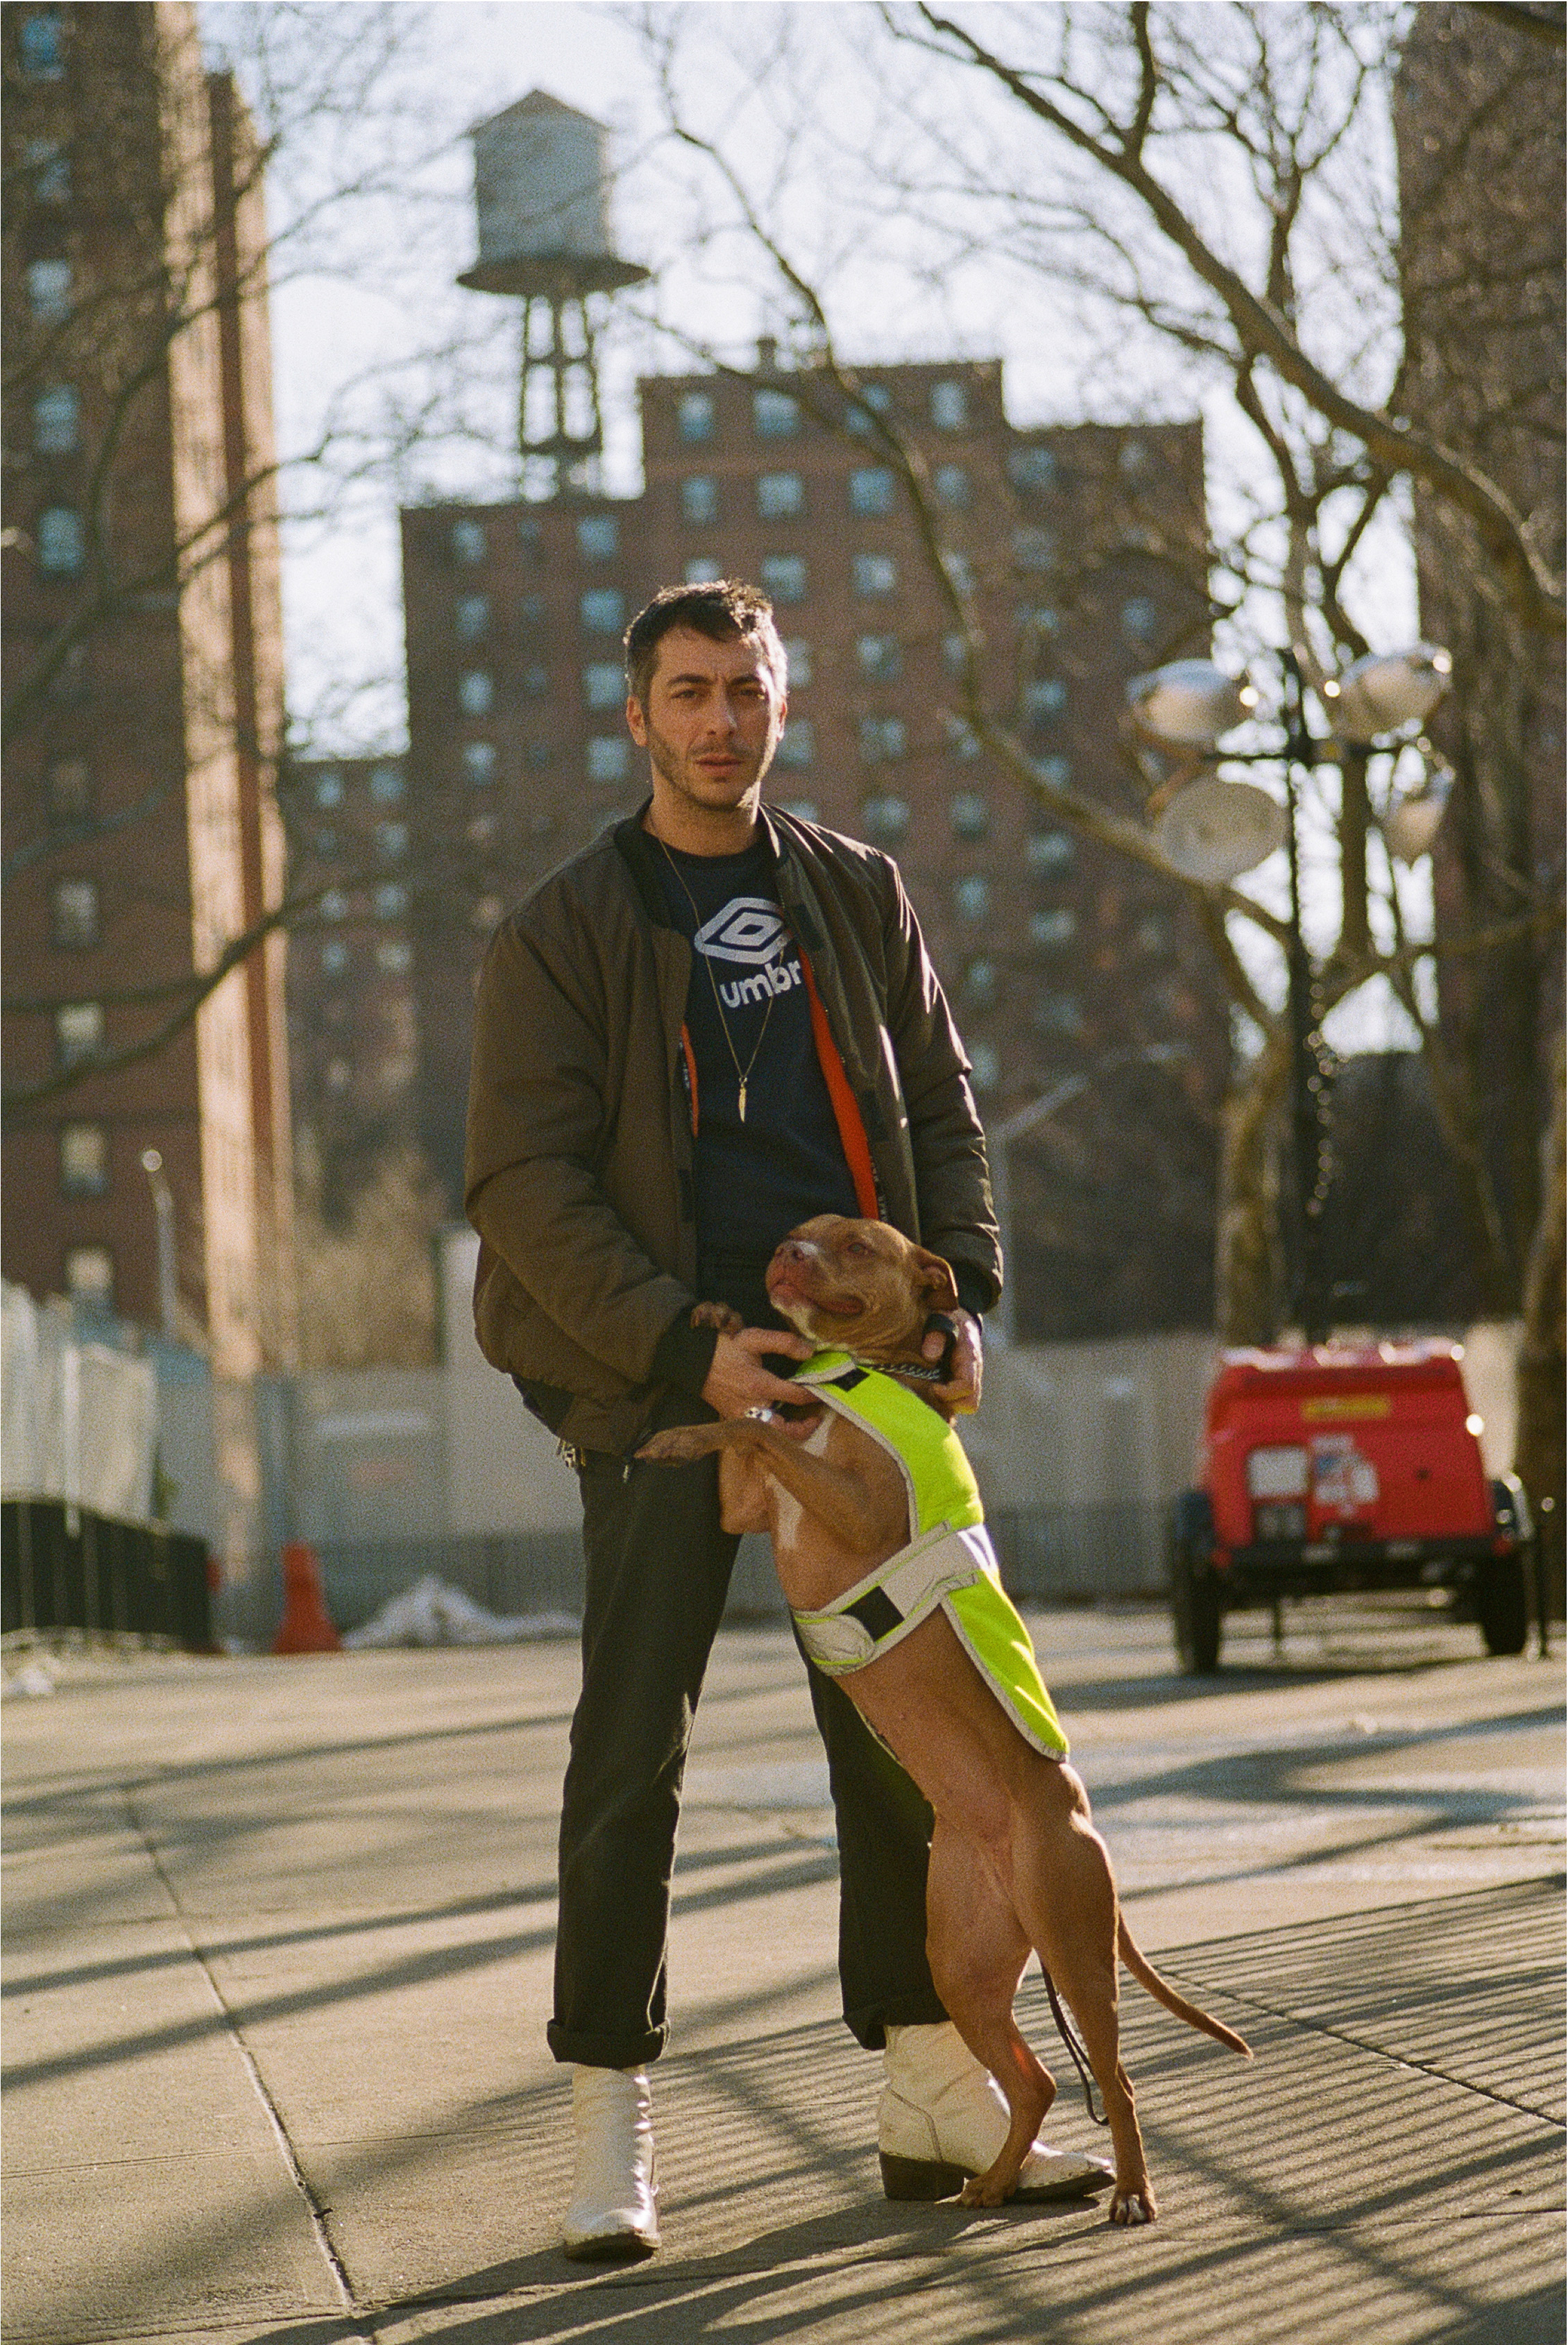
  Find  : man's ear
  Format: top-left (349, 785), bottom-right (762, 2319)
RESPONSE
top-left (626, 695), bottom-right (647, 747)
top-left (912, 1248), bottom-right (960, 1313)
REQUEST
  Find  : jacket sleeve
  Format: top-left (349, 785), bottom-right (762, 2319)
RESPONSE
top-left (880, 859), bottom-right (1002, 1313)
top-left (463, 905), bottom-right (698, 1386)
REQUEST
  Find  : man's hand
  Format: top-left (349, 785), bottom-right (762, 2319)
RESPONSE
top-left (922, 1308), bottom-right (983, 1415)
top-left (701, 1326), bottom-right (815, 1421)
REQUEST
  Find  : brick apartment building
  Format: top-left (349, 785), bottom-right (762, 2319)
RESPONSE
top-left (1, 0), bottom-right (295, 1375)
top-left (398, 355), bottom-right (1230, 1338)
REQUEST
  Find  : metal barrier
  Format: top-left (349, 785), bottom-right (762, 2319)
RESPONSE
top-left (1, 1500), bottom-right (214, 1648)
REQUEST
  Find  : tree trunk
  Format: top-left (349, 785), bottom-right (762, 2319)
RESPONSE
top-left (1514, 1030), bottom-right (1565, 1625)
top-left (1215, 1038), bottom-right (1288, 1344)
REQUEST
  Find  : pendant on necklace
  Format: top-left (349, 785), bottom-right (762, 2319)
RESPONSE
top-left (738, 1081), bottom-right (748, 1123)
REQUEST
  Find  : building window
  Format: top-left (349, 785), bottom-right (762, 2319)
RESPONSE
top-left (521, 662), bottom-right (549, 696)
top-left (953, 875), bottom-right (991, 922)
top-left (373, 883), bottom-right (409, 920)
top-left (1135, 911), bottom-right (1173, 954)
top-left (51, 877), bottom-right (99, 947)
top-left (519, 514), bottom-right (543, 558)
top-left (778, 639), bottom-right (810, 691)
top-left (1119, 437), bottom-right (1150, 475)
top-left (1122, 595), bottom-right (1158, 643)
top-left (856, 634), bottom-right (902, 682)
top-left (314, 827), bottom-right (339, 858)
top-left (577, 514), bottom-right (617, 560)
top-left (1030, 907), bottom-right (1077, 949)
top-left (518, 592), bottom-right (547, 629)
top-left (1034, 990), bottom-right (1085, 1037)
top-left (845, 382), bottom-right (892, 435)
top-left (369, 763), bottom-right (404, 803)
top-left (774, 720), bottom-right (814, 769)
top-left (860, 715), bottom-right (907, 763)
top-left (468, 811), bottom-right (497, 847)
top-left (375, 820), bottom-right (407, 860)
top-left (777, 797), bottom-right (819, 822)
top-left (760, 553), bottom-right (807, 604)
top-left (1034, 755), bottom-right (1071, 790)
top-left (25, 137), bottom-right (70, 203)
top-left (679, 391), bottom-right (715, 443)
top-left (860, 795), bottom-right (910, 845)
top-left (944, 714), bottom-right (981, 761)
top-left (942, 550), bottom-right (975, 598)
top-left (949, 791), bottom-right (989, 840)
top-left (454, 593), bottom-right (490, 641)
top-left (525, 740), bottom-right (552, 770)
top-left (681, 475), bottom-right (718, 523)
top-left (463, 740), bottom-right (497, 784)
top-left (935, 464), bottom-right (970, 508)
top-left (587, 736), bottom-right (629, 784)
top-left (753, 388), bottom-right (800, 438)
top-left (26, 258), bottom-right (72, 323)
top-left (942, 634), bottom-right (969, 678)
top-left (1020, 604), bottom-right (1062, 639)
top-left (930, 379), bottom-right (968, 430)
top-left (1025, 677), bottom-right (1067, 722)
top-left (849, 466), bottom-right (896, 518)
top-left (684, 556), bottom-right (722, 586)
top-left (756, 471), bottom-right (804, 520)
top-left (1014, 527), bottom-right (1055, 575)
top-left (450, 517), bottom-right (486, 565)
top-left (969, 1040), bottom-right (1000, 1093)
top-left (1009, 444), bottom-right (1058, 491)
top-left (1027, 828), bottom-right (1074, 874)
top-left (312, 769), bottom-right (343, 808)
top-left (45, 757), bottom-right (91, 823)
top-left (37, 506), bottom-right (84, 574)
top-left (472, 893), bottom-right (504, 933)
top-left (320, 889), bottom-right (348, 921)
top-left (377, 938), bottom-right (413, 974)
top-left (583, 661), bottom-right (624, 709)
top-left (33, 384), bottom-right (79, 454)
top-left (458, 670), bottom-right (493, 718)
top-left (17, 9), bottom-right (66, 79)
top-left (65, 1246), bottom-right (114, 1311)
top-left (55, 1000), bottom-right (103, 1067)
top-left (853, 552), bottom-right (896, 598)
top-left (60, 1121), bottom-right (108, 1197)
top-left (963, 958), bottom-right (998, 1007)
top-left (321, 938), bottom-right (349, 974)
top-left (581, 587), bottom-right (625, 634)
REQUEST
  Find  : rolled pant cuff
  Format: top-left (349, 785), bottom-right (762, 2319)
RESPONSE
top-left (841, 1989), bottom-right (951, 2054)
top-left (548, 2019), bottom-right (667, 2069)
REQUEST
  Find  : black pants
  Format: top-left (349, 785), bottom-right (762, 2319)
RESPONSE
top-left (547, 1254), bottom-right (946, 2068)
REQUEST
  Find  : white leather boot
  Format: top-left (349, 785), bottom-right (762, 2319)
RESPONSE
top-left (880, 2022), bottom-right (1111, 2202)
top-left (561, 2065), bottom-right (660, 2260)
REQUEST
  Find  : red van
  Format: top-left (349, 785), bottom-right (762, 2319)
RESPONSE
top-left (1168, 1343), bottom-right (1534, 1670)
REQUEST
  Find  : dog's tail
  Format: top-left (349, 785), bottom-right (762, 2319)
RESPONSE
top-left (1117, 1919), bottom-right (1252, 2057)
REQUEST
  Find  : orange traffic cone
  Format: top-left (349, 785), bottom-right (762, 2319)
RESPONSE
top-left (273, 1541), bottom-right (341, 1654)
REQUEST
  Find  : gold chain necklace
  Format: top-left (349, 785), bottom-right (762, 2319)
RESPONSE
top-left (658, 838), bottom-right (777, 1124)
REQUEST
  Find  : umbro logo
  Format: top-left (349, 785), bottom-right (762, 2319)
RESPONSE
top-left (693, 897), bottom-right (790, 966)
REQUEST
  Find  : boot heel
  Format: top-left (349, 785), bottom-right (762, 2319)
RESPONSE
top-left (879, 2150), bottom-right (969, 2202)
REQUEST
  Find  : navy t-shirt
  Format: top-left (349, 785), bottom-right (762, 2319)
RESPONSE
top-left (651, 836), bottom-right (861, 1264)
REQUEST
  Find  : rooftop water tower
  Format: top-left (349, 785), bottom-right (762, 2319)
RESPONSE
top-left (459, 90), bottom-right (649, 497)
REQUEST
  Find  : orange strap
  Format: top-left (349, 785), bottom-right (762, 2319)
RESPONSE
top-left (799, 956), bottom-right (881, 1219)
top-left (679, 1024), bottom-right (699, 1138)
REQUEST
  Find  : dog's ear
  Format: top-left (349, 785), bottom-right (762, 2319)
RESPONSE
top-left (911, 1248), bottom-right (960, 1312)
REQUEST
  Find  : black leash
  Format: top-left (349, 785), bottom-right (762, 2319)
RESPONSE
top-left (1041, 1963), bottom-right (1107, 2128)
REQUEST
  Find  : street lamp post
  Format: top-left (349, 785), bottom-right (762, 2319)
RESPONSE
top-left (139, 1149), bottom-right (177, 1341)
top-left (1280, 652), bottom-right (1333, 1345)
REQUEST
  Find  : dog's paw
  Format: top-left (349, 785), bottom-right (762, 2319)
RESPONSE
top-left (690, 1300), bottom-right (744, 1335)
top-left (1109, 2187), bottom-right (1156, 2227)
top-left (636, 1426), bottom-right (722, 1464)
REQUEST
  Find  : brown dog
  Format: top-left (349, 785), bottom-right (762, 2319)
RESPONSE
top-left (639, 1215), bottom-right (1250, 2226)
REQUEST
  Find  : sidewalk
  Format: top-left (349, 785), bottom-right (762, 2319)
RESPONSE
top-left (3, 1606), bottom-right (1562, 2344)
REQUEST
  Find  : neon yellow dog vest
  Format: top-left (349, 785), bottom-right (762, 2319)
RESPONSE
top-left (788, 1351), bottom-right (1068, 1760)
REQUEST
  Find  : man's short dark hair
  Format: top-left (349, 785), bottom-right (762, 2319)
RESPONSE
top-left (624, 581), bottom-right (787, 711)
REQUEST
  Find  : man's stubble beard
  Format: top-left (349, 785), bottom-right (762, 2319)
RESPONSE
top-left (645, 716), bottom-right (778, 814)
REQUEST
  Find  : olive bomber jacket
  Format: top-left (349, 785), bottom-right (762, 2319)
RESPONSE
top-left (463, 802), bottom-right (1000, 1456)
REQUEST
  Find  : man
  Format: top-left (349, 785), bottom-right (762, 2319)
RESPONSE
top-left (466, 579), bottom-right (1106, 2260)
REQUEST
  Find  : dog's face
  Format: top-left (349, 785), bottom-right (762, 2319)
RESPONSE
top-left (765, 1216), bottom-right (959, 1360)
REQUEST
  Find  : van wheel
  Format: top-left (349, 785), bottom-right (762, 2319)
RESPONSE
top-left (1170, 1492), bottom-right (1222, 1674)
